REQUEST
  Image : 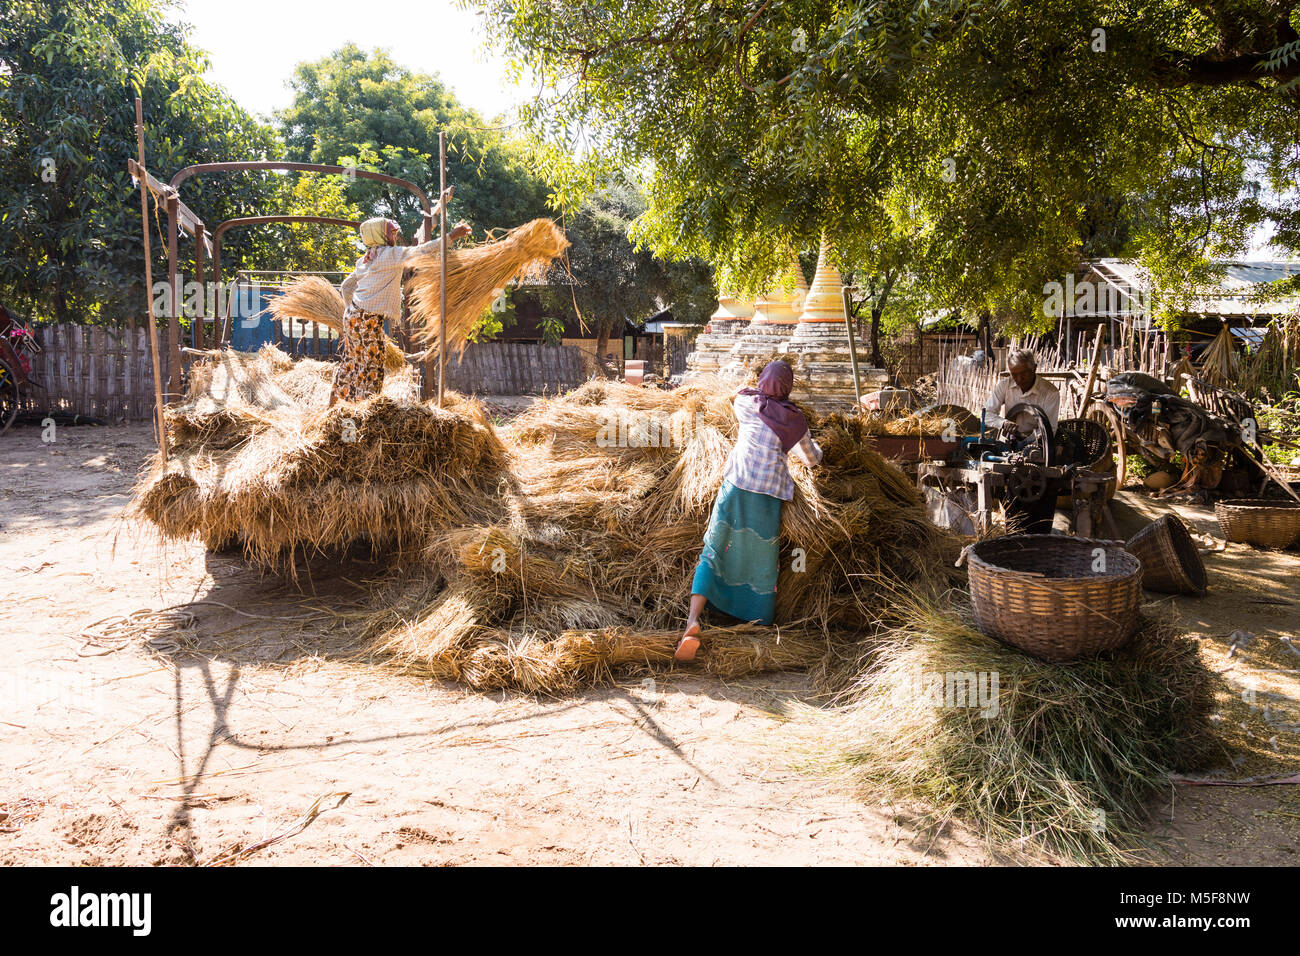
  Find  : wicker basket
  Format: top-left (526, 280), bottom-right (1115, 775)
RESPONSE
top-left (967, 534), bottom-right (1143, 662)
top-left (1214, 499), bottom-right (1300, 550)
top-left (1125, 515), bottom-right (1208, 595)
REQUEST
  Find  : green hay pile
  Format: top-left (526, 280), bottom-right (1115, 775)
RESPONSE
top-left (799, 591), bottom-right (1222, 863)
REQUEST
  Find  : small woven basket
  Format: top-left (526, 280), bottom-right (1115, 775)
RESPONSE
top-left (1214, 499), bottom-right (1300, 550)
top-left (968, 534), bottom-right (1142, 662)
top-left (1125, 515), bottom-right (1208, 595)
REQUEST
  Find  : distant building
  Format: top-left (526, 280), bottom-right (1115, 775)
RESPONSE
top-left (497, 277), bottom-right (687, 377)
top-left (1058, 258), bottom-right (1300, 360)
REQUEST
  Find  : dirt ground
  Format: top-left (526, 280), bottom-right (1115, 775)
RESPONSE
top-left (2, 421), bottom-right (1299, 866)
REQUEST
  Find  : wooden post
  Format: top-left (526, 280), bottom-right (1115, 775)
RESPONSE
top-left (193, 223), bottom-right (206, 350)
top-left (1079, 325), bottom-right (1106, 412)
top-left (166, 192), bottom-right (182, 399)
top-left (841, 286), bottom-right (864, 406)
top-left (134, 97), bottom-right (168, 465)
top-left (437, 130), bottom-right (448, 408)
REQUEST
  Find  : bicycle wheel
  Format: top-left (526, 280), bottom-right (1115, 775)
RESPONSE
top-left (0, 359), bottom-right (18, 435)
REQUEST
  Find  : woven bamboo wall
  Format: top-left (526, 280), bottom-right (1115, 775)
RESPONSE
top-left (20, 324), bottom-right (172, 422)
top-left (19, 325), bottom-right (590, 418)
top-left (443, 342), bottom-right (587, 395)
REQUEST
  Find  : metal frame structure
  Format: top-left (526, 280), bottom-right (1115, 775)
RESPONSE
top-left (129, 150), bottom-right (439, 399)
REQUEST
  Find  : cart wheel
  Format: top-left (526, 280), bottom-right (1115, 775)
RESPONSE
top-left (1086, 401), bottom-right (1126, 487)
top-left (0, 359), bottom-right (18, 435)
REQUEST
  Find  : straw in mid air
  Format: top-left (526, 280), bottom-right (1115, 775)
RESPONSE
top-left (405, 218), bottom-right (570, 355)
top-left (267, 276), bottom-right (407, 372)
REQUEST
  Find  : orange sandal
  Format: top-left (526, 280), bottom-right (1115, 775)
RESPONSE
top-left (675, 623), bottom-right (701, 663)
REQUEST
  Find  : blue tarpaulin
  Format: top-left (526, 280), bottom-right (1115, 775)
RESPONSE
top-left (230, 288), bottom-right (280, 351)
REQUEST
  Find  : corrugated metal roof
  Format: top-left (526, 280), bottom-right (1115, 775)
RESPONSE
top-left (1082, 258), bottom-right (1300, 317)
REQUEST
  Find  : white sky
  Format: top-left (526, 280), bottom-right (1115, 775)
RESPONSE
top-left (172, 0), bottom-right (526, 122)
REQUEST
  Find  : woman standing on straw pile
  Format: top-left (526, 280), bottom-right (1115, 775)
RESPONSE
top-left (676, 360), bottom-right (823, 662)
top-left (331, 187), bottom-right (471, 405)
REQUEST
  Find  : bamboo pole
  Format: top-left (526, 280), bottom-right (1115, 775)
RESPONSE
top-left (1079, 325), bottom-right (1106, 411)
top-left (437, 131), bottom-right (447, 408)
top-left (842, 286), bottom-right (864, 406)
top-left (134, 97), bottom-right (167, 465)
top-left (166, 192), bottom-right (181, 399)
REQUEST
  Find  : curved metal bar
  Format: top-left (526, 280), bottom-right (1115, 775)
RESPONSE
top-left (210, 215), bottom-right (363, 345)
top-left (211, 215), bottom-right (362, 283)
top-left (168, 161), bottom-right (434, 226)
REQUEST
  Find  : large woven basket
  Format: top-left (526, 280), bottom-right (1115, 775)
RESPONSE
top-left (1125, 515), bottom-right (1208, 595)
top-left (967, 534), bottom-right (1143, 662)
top-left (1214, 499), bottom-right (1300, 550)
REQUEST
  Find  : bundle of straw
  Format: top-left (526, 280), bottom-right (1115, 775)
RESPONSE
top-left (794, 590), bottom-right (1221, 863)
top-left (267, 276), bottom-right (407, 372)
top-left (1241, 312), bottom-right (1300, 398)
top-left (350, 380), bottom-right (961, 690)
top-left (364, 575), bottom-right (830, 694)
top-left (1199, 324), bottom-right (1239, 388)
top-left (405, 218), bottom-right (569, 355)
top-left (133, 346), bottom-right (507, 571)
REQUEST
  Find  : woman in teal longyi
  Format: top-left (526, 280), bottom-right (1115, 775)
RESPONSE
top-left (676, 360), bottom-right (824, 662)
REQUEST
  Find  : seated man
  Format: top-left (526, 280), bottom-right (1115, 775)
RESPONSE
top-left (983, 349), bottom-right (1061, 532)
top-left (984, 348), bottom-right (1060, 434)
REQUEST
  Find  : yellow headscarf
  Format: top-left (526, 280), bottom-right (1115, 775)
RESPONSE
top-left (359, 217), bottom-right (398, 248)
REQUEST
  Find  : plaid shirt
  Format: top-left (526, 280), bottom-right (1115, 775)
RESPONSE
top-left (723, 393), bottom-right (823, 501)
top-left (340, 237), bottom-right (447, 320)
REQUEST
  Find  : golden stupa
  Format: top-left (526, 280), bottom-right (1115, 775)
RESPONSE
top-left (784, 236), bottom-right (887, 409)
top-left (682, 291), bottom-right (754, 381)
top-left (725, 259), bottom-right (807, 378)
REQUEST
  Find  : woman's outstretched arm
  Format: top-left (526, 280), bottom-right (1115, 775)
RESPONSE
top-left (791, 430), bottom-right (823, 467)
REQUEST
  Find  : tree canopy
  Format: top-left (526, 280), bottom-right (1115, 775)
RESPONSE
top-left (275, 44), bottom-right (553, 239)
top-left (565, 180), bottom-right (715, 332)
top-left (476, 0), bottom-right (1300, 330)
top-left (0, 0), bottom-right (281, 325)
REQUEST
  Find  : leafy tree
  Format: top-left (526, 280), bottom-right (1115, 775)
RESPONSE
top-left (563, 180), bottom-right (713, 358)
top-left (248, 173), bottom-right (366, 274)
top-left (0, 0), bottom-right (280, 326)
top-left (275, 45), bottom-right (552, 238)
top-left (476, 0), bottom-right (1300, 332)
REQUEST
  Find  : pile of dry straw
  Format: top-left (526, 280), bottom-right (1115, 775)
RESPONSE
top-left (133, 347), bottom-right (505, 572)
top-left (133, 354), bottom-right (961, 692)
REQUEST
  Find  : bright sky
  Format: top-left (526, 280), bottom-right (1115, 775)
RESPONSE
top-left (172, 0), bottom-right (526, 122)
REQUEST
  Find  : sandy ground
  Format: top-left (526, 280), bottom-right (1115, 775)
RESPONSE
top-left (1, 421), bottom-right (1298, 866)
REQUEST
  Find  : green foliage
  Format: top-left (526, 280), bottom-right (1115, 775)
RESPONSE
top-left (0, 0), bottom-right (280, 324)
top-left (1256, 390), bottom-right (1300, 464)
top-left (249, 174), bottom-right (366, 274)
top-left (476, 0), bottom-right (1300, 332)
top-left (275, 44), bottom-right (552, 239)
top-left (564, 180), bottom-right (715, 333)
top-left (467, 287), bottom-right (518, 343)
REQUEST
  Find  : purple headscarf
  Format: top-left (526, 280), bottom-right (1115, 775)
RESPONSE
top-left (739, 361), bottom-right (808, 453)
